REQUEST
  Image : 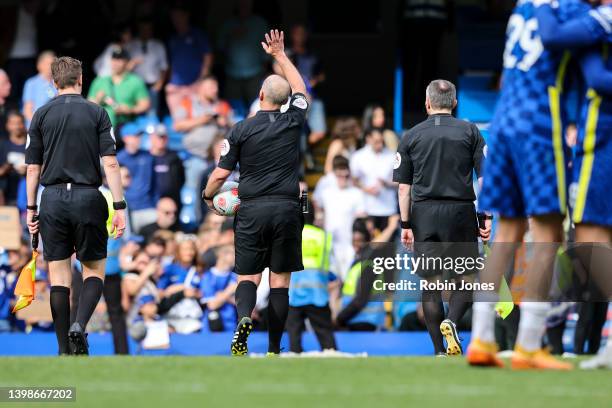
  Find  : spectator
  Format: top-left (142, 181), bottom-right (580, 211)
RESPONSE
top-left (336, 220), bottom-right (385, 331)
top-left (323, 117), bottom-right (360, 174)
top-left (140, 198), bottom-right (181, 242)
top-left (287, 24), bottom-right (327, 146)
top-left (22, 51), bottom-right (57, 125)
top-left (165, 5), bottom-right (213, 116)
top-left (117, 123), bottom-right (157, 233)
top-left (173, 76), bottom-right (233, 195)
top-left (0, 253), bottom-right (19, 332)
top-left (199, 244), bottom-right (238, 332)
top-left (123, 250), bottom-right (162, 337)
top-left (287, 222), bottom-right (338, 352)
top-left (127, 18), bottom-right (169, 116)
top-left (361, 104), bottom-right (399, 151)
top-left (0, 70), bottom-right (15, 140)
top-left (313, 155), bottom-right (366, 279)
top-left (0, 111), bottom-right (27, 205)
top-left (350, 128), bottom-right (398, 231)
top-left (148, 124), bottom-right (184, 208)
top-left (93, 24), bottom-right (134, 78)
top-left (3, 0), bottom-right (40, 105)
top-left (158, 238), bottom-right (202, 334)
top-left (88, 46), bottom-right (151, 130)
top-left (218, 0), bottom-right (268, 110)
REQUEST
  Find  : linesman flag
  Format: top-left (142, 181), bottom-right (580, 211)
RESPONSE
top-left (12, 215), bottom-right (39, 313)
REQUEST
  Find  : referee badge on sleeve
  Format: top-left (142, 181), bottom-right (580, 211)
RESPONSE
top-left (394, 152), bottom-right (401, 169)
top-left (220, 139), bottom-right (230, 156)
top-left (292, 96), bottom-right (308, 110)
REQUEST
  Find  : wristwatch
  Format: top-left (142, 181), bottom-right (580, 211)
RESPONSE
top-left (27, 205), bottom-right (38, 211)
top-left (202, 190), bottom-right (214, 201)
top-left (401, 220), bottom-right (411, 229)
top-left (113, 200), bottom-right (127, 210)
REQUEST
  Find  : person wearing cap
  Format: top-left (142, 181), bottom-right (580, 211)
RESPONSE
top-left (88, 46), bottom-right (150, 131)
top-left (148, 123), bottom-right (184, 209)
top-left (116, 122), bottom-right (157, 233)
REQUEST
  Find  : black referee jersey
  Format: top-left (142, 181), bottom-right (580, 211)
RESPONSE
top-left (25, 93), bottom-right (116, 262)
top-left (218, 93), bottom-right (309, 275)
top-left (393, 114), bottom-right (486, 275)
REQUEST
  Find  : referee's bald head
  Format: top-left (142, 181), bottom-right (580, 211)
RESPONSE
top-left (260, 74), bottom-right (291, 107)
top-left (425, 79), bottom-right (457, 112)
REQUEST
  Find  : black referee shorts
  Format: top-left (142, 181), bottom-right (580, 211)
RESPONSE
top-left (411, 200), bottom-right (479, 278)
top-left (39, 184), bottom-right (108, 262)
top-left (234, 197), bottom-right (304, 275)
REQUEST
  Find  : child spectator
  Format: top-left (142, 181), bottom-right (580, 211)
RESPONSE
top-left (199, 245), bottom-right (238, 332)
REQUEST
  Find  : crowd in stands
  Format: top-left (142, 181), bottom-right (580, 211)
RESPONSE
top-left (0, 0), bottom-right (412, 351)
top-left (0, 0), bottom-right (608, 357)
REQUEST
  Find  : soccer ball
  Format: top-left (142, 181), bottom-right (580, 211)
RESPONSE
top-left (213, 182), bottom-right (240, 216)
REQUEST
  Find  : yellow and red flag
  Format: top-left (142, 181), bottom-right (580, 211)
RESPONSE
top-left (12, 250), bottom-right (38, 313)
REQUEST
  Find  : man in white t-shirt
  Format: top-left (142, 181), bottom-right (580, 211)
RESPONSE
top-left (314, 155), bottom-right (366, 279)
top-left (350, 129), bottom-right (398, 230)
top-left (127, 18), bottom-right (169, 115)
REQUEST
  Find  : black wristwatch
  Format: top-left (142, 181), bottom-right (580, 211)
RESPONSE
top-left (401, 220), bottom-right (411, 229)
top-left (201, 190), bottom-right (213, 201)
top-left (27, 205), bottom-right (38, 211)
top-left (113, 200), bottom-right (127, 210)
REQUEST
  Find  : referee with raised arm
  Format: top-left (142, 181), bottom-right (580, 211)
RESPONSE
top-left (203, 30), bottom-right (308, 356)
top-left (25, 57), bottom-right (126, 355)
top-left (393, 79), bottom-right (490, 356)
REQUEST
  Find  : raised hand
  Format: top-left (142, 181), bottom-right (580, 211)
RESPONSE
top-left (261, 29), bottom-right (285, 59)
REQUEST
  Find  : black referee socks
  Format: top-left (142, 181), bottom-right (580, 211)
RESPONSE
top-left (50, 286), bottom-right (71, 354)
top-left (268, 288), bottom-right (289, 354)
top-left (75, 277), bottom-right (104, 330)
top-left (236, 281), bottom-right (258, 320)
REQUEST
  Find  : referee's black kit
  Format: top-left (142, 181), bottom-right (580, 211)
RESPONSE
top-left (218, 93), bottom-right (308, 275)
top-left (393, 112), bottom-right (485, 355)
top-left (394, 113), bottom-right (485, 249)
top-left (25, 93), bottom-right (116, 261)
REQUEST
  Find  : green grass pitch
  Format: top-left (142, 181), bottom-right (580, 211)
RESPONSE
top-left (1, 356), bottom-right (610, 408)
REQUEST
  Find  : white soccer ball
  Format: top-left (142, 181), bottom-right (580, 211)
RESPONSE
top-left (213, 183), bottom-right (240, 216)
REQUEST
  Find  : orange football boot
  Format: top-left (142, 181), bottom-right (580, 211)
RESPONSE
top-left (511, 346), bottom-right (573, 370)
top-left (466, 338), bottom-right (504, 368)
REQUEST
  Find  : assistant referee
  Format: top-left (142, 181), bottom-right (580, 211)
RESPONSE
top-left (203, 30), bottom-right (308, 356)
top-left (393, 79), bottom-right (490, 356)
top-left (25, 57), bottom-right (126, 355)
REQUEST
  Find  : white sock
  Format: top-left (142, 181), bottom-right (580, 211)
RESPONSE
top-left (516, 302), bottom-right (550, 352)
top-left (472, 302), bottom-right (496, 343)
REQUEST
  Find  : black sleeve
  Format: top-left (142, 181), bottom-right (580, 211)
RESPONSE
top-left (157, 291), bottom-right (186, 314)
top-left (286, 92), bottom-right (309, 127)
top-left (392, 132), bottom-right (413, 184)
top-left (217, 125), bottom-right (241, 171)
top-left (336, 261), bottom-right (377, 326)
top-left (98, 108), bottom-right (116, 157)
top-left (471, 124), bottom-right (486, 178)
top-left (25, 112), bottom-right (44, 165)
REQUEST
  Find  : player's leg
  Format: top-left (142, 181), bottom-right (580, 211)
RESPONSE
top-left (48, 259), bottom-right (73, 355)
top-left (575, 226), bottom-right (612, 369)
top-left (268, 271), bottom-right (291, 354)
top-left (512, 214), bottom-right (572, 370)
top-left (468, 217), bottom-right (526, 367)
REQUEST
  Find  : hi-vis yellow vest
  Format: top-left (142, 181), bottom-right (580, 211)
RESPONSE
top-left (302, 224), bottom-right (332, 271)
top-left (341, 260), bottom-right (385, 328)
